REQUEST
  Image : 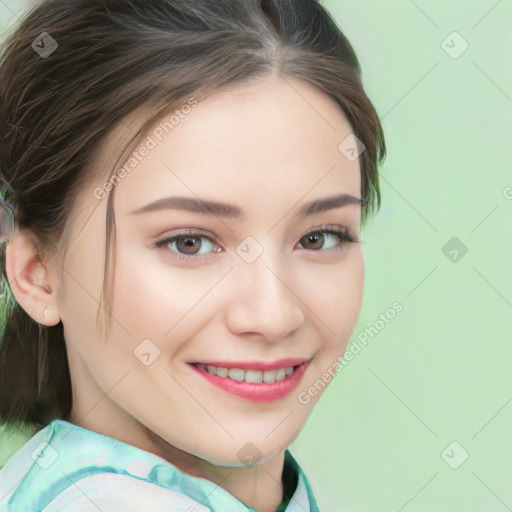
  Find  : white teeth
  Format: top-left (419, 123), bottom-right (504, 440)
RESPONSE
top-left (245, 369), bottom-right (263, 384)
top-left (275, 368), bottom-right (286, 381)
top-left (228, 368), bottom-right (245, 382)
top-left (198, 364), bottom-right (296, 384)
top-left (216, 367), bottom-right (229, 378)
top-left (263, 370), bottom-right (276, 383)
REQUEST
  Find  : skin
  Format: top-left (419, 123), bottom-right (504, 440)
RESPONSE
top-left (6, 74), bottom-right (364, 512)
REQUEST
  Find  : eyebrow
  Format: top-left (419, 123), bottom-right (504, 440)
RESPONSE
top-left (129, 193), bottom-right (364, 221)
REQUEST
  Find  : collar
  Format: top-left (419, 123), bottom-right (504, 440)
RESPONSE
top-left (0, 419), bottom-right (321, 511)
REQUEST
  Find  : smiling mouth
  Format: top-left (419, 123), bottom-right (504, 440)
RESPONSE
top-left (189, 359), bottom-right (311, 402)
top-left (191, 362), bottom-right (301, 384)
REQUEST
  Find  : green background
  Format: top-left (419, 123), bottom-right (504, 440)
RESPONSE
top-left (1, 1), bottom-right (511, 510)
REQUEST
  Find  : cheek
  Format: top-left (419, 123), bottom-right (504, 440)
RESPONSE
top-left (112, 262), bottom-right (176, 338)
top-left (58, 250), bottom-right (107, 344)
top-left (111, 250), bottom-right (214, 340)
top-left (310, 248), bottom-right (365, 347)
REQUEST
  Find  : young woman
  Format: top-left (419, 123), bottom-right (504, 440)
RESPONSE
top-left (0, 0), bottom-right (386, 510)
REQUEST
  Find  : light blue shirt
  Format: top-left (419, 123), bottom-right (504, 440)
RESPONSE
top-left (0, 419), bottom-right (321, 511)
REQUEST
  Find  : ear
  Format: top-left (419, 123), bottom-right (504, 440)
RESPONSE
top-left (5, 228), bottom-right (61, 326)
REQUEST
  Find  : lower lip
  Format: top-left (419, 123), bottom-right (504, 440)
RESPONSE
top-left (189, 361), bottom-right (311, 403)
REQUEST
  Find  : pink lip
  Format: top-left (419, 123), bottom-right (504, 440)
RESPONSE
top-left (189, 360), bottom-right (311, 403)
top-left (188, 357), bottom-right (309, 371)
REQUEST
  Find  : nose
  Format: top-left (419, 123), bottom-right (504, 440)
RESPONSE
top-left (224, 251), bottom-right (305, 342)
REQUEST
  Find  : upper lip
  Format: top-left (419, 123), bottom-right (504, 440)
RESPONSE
top-left (190, 357), bottom-right (311, 371)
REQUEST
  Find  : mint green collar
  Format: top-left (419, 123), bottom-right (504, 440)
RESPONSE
top-left (0, 419), bottom-right (321, 511)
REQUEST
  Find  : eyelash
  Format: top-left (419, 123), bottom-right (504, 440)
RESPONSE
top-left (153, 225), bottom-right (359, 262)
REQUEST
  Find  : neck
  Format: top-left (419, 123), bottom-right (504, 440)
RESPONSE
top-left (144, 425), bottom-right (286, 512)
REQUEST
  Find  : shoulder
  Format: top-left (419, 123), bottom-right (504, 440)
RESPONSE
top-left (35, 473), bottom-right (209, 512)
top-left (0, 420), bottom-right (209, 512)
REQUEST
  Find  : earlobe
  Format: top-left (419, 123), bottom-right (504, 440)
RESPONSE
top-left (5, 229), bottom-right (61, 326)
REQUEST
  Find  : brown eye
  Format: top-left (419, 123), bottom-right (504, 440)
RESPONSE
top-left (154, 229), bottom-right (221, 261)
top-left (175, 235), bottom-right (202, 255)
top-left (300, 232), bottom-right (324, 250)
top-left (298, 228), bottom-right (355, 251)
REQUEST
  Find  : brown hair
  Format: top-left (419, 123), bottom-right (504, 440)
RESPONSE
top-left (0, 0), bottom-right (386, 429)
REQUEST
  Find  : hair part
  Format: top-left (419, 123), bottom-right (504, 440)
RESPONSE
top-left (0, 0), bottom-right (386, 428)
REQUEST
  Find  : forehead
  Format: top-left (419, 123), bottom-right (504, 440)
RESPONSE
top-left (77, 75), bottom-right (361, 224)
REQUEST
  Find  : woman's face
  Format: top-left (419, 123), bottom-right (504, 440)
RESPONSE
top-left (55, 75), bottom-right (364, 466)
